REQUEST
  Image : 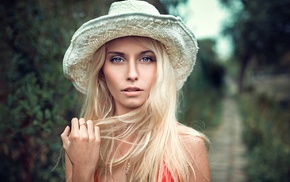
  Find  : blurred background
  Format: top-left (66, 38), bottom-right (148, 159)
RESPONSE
top-left (0, 0), bottom-right (289, 181)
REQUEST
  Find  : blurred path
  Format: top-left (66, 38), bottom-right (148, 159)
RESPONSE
top-left (206, 97), bottom-right (248, 182)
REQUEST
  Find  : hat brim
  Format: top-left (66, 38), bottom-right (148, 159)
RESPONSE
top-left (63, 13), bottom-right (198, 94)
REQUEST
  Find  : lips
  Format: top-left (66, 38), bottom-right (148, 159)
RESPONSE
top-left (121, 87), bottom-right (143, 92)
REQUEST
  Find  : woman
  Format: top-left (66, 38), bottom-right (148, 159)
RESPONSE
top-left (61, 0), bottom-right (210, 182)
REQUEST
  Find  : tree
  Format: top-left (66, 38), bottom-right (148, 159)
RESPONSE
top-left (181, 38), bottom-right (225, 128)
top-left (219, 0), bottom-right (290, 92)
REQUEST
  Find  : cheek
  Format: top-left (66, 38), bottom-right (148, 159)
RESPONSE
top-left (141, 67), bottom-right (157, 88)
top-left (104, 74), bottom-right (118, 91)
top-left (149, 71), bottom-right (157, 84)
top-left (103, 68), bottom-right (115, 89)
top-left (104, 76), bottom-right (118, 99)
top-left (150, 66), bottom-right (157, 83)
top-left (103, 65), bottom-right (117, 83)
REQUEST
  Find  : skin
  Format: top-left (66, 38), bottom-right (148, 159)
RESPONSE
top-left (103, 37), bottom-right (157, 115)
top-left (60, 37), bottom-right (210, 182)
top-left (61, 119), bottom-right (100, 182)
top-left (181, 134), bottom-right (211, 181)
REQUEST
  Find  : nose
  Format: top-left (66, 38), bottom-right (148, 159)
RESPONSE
top-left (127, 60), bottom-right (138, 81)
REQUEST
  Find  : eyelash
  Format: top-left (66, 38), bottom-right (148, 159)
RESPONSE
top-left (110, 56), bottom-right (123, 63)
top-left (140, 56), bottom-right (155, 63)
top-left (109, 56), bottom-right (155, 63)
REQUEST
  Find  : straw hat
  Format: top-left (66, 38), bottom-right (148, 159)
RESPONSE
top-left (63, 0), bottom-right (198, 94)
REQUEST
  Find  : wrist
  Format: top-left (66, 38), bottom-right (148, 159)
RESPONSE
top-left (72, 165), bottom-right (96, 182)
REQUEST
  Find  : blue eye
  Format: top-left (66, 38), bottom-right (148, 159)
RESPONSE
top-left (110, 57), bottom-right (123, 63)
top-left (140, 56), bottom-right (154, 63)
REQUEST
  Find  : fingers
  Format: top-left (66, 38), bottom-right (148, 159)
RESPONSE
top-left (61, 126), bottom-right (71, 148)
top-left (87, 120), bottom-right (94, 139)
top-left (82, 120), bottom-right (100, 142)
top-left (70, 118), bottom-right (88, 136)
top-left (71, 118), bottom-right (79, 133)
top-left (71, 118), bottom-right (95, 138)
top-left (94, 125), bottom-right (100, 142)
top-left (79, 118), bottom-right (87, 135)
top-left (67, 118), bottom-right (100, 141)
top-left (79, 118), bottom-right (86, 127)
top-left (61, 125), bottom-right (71, 137)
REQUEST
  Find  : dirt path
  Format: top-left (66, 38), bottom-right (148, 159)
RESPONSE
top-left (205, 97), bottom-right (248, 182)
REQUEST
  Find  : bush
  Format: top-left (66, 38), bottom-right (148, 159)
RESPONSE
top-left (180, 38), bottom-right (225, 130)
top-left (238, 94), bottom-right (290, 182)
top-left (0, 0), bottom-right (93, 181)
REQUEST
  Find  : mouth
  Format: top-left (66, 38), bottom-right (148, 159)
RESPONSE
top-left (121, 87), bottom-right (143, 92)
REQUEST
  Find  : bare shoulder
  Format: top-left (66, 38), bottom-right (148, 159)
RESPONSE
top-left (177, 123), bottom-right (211, 181)
top-left (177, 123), bottom-right (209, 148)
top-left (177, 124), bottom-right (209, 154)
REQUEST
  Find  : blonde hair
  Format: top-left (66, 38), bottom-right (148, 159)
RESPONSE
top-left (81, 36), bottom-right (208, 182)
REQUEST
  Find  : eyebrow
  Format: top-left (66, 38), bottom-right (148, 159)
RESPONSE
top-left (106, 51), bottom-right (125, 56)
top-left (139, 50), bottom-right (154, 55)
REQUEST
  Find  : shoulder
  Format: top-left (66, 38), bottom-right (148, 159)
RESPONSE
top-left (177, 123), bottom-right (211, 181)
top-left (176, 123), bottom-right (210, 151)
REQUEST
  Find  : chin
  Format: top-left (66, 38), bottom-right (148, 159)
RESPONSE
top-left (125, 102), bottom-right (145, 110)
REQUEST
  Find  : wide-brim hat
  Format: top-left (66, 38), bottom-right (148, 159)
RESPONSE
top-left (63, 0), bottom-right (198, 94)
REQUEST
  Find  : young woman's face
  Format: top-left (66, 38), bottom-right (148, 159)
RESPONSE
top-left (103, 37), bottom-right (157, 115)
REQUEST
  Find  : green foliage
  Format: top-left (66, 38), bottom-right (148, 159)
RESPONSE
top-left (238, 94), bottom-right (290, 181)
top-left (221, 0), bottom-right (290, 66)
top-left (0, 0), bottom-right (106, 181)
top-left (180, 39), bottom-right (225, 130)
top-left (219, 0), bottom-right (290, 92)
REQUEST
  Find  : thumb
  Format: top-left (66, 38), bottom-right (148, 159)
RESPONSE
top-left (60, 126), bottom-right (70, 145)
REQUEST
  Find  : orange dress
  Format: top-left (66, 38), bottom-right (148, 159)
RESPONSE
top-left (95, 167), bottom-right (174, 182)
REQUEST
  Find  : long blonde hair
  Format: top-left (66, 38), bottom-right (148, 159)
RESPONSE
top-left (81, 36), bottom-right (207, 182)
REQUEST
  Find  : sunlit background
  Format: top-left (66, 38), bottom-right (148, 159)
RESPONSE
top-left (178, 0), bottom-right (232, 59)
top-left (0, 0), bottom-right (289, 181)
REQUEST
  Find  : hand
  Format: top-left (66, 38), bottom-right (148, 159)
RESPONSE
top-left (61, 118), bottom-right (100, 180)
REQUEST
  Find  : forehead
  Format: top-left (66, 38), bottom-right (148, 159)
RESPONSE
top-left (105, 36), bottom-right (151, 52)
